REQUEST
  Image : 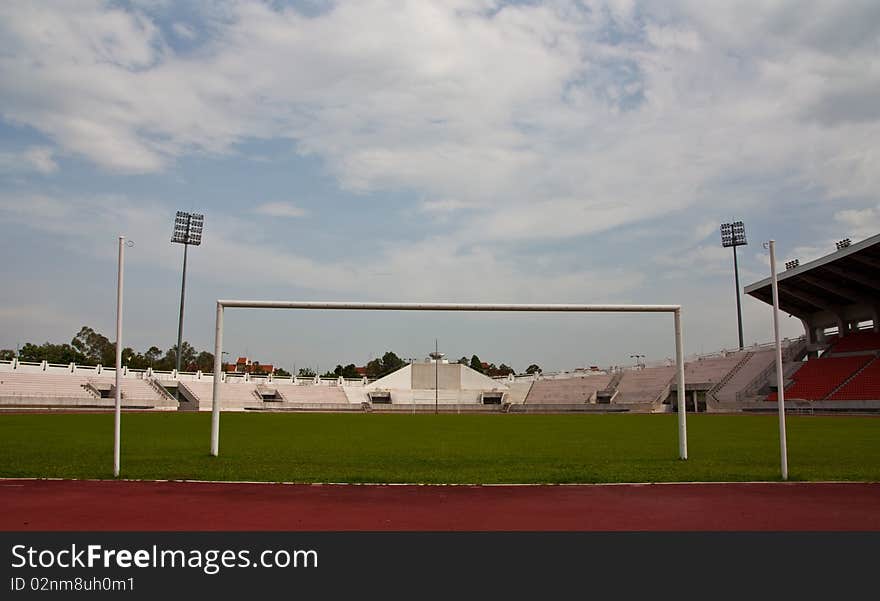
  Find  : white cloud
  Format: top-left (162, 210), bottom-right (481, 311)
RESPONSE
top-left (420, 199), bottom-right (473, 214)
top-left (834, 204), bottom-right (880, 241)
top-left (0, 191), bottom-right (644, 305)
top-left (0, 146), bottom-right (58, 174)
top-left (1, 1), bottom-right (878, 234)
top-left (654, 244), bottom-right (731, 278)
top-left (254, 201), bottom-right (308, 218)
top-left (172, 22), bottom-right (196, 40)
top-left (1, 1), bottom-right (879, 361)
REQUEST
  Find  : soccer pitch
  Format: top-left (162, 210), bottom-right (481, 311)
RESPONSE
top-left (0, 413), bottom-right (877, 483)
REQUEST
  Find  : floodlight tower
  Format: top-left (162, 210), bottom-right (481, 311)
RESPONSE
top-left (171, 211), bottom-right (204, 395)
top-left (720, 221), bottom-right (748, 350)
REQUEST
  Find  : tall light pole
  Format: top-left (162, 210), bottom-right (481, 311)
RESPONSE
top-left (171, 211), bottom-right (204, 399)
top-left (721, 221), bottom-right (748, 350)
top-left (429, 340), bottom-right (444, 415)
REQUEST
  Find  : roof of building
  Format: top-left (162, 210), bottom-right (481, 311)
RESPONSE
top-left (744, 233), bottom-right (880, 326)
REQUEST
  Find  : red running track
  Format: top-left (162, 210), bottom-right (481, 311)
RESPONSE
top-left (1, 480), bottom-right (878, 531)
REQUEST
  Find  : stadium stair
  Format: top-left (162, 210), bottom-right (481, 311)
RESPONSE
top-left (708, 352), bottom-right (753, 402)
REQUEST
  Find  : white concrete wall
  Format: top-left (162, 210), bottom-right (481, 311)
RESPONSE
top-left (367, 364), bottom-right (412, 390)
top-left (460, 365), bottom-right (508, 391)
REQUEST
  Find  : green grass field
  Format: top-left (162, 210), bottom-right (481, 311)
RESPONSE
top-left (0, 412), bottom-right (877, 483)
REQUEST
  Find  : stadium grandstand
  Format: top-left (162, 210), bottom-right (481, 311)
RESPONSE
top-left (0, 340), bottom-right (805, 414)
top-left (745, 233), bottom-right (880, 411)
top-left (1, 234), bottom-right (877, 414)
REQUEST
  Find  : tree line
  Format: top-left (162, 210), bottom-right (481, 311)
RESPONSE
top-left (1, 326), bottom-right (216, 373)
top-left (316, 353), bottom-right (543, 380)
top-left (1, 329), bottom-right (543, 379)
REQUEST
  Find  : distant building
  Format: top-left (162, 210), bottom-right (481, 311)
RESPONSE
top-left (223, 356), bottom-right (273, 375)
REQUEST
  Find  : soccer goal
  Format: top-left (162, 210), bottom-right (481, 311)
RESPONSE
top-left (209, 301), bottom-right (688, 459)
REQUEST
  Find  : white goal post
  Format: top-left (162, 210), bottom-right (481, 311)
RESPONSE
top-left (210, 301), bottom-right (688, 460)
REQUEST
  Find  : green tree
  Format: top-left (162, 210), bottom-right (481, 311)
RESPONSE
top-left (297, 367), bottom-right (316, 378)
top-left (19, 342), bottom-right (84, 364)
top-left (364, 358), bottom-right (383, 379)
top-left (496, 363), bottom-right (514, 377)
top-left (330, 364), bottom-right (361, 378)
top-left (120, 347), bottom-right (142, 369)
top-left (274, 367), bottom-right (291, 377)
top-left (470, 355), bottom-right (484, 373)
top-left (195, 351), bottom-right (214, 372)
top-left (158, 342), bottom-right (197, 372)
top-left (144, 346), bottom-right (162, 368)
top-left (340, 363), bottom-right (361, 379)
top-left (71, 326), bottom-right (114, 366)
top-left (380, 351), bottom-right (406, 376)
top-left (0, 349), bottom-right (16, 360)
top-left (525, 364), bottom-right (542, 375)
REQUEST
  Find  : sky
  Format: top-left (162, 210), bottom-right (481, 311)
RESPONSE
top-left (1, 0), bottom-right (879, 373)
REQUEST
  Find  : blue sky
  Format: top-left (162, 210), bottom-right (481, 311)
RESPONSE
top-left (1, 0), bottom-right (879, 372)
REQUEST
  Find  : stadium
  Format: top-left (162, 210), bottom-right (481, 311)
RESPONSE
top-left (1, 2), bottom-right (879, 538)
top-left (3, 233), bottom-right (879, 415)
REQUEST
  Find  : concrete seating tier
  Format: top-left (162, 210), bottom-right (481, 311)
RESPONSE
top-left (0, 372), bottom-right (96, 400)
top-left (0, 372), bottom-right (174, 408)
top-left (828, 331), bottom-right (880, 354)
top-left (270, 384), bottom-right (348, 404)
top-left (829, 358), bottom-right (880, 400)
top-left (182, 381), bottom-right (260, 409)
top-left (767, 356), bottom-right (873, 401)
top-left (90, 377), bottom-right (172, 403)
top-left (524, 375), bottom-right (611, 404)
top-left (712, 350), bottom-right (776, 402)
top-left (614, 367), bottom-right (675, 404)
top-left (683, 353), bottom-right (745, 385)
top-left (174, 380), bottom-right (350, 409)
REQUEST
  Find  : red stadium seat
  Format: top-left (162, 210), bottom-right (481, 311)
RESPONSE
top-left (767, 356), bottom-right (873, 401)
top-left (827, 331), bottom-right (880, 354)
top-left (830, 358), bottom-right (880, 400)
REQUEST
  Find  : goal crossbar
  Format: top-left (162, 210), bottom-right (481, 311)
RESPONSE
top-left (210, 300), bottom-right (688, 461)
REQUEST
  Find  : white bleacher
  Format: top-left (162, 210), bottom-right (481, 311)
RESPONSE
top-left (614, 366), bottom-right (675, 405)
top-left (88, 376), bottom-right (176, 406)
top-left (270, 384), bottom-right (349, 404)
top-left (683, 353), bottom-right (746, 385)
top-left (0, 372), bottom-right (96, 401)
top-left (525, 375), bottom-right (612, 404)
top-left (505, 381), bottom-right (534, 405)
top-left (176, 380), bottom-right (261, 411)
top-left (0, 372), bottom-right (175, 409)
top-left (173, 380), bottom-right (353, 411)
top-left (711, 349), bottom-right (776, 403)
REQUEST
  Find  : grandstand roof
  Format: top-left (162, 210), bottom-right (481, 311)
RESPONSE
top-left (745, 233), bottom-right (880, 327)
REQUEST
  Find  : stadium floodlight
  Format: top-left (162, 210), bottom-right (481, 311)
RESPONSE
top-left (785, 259), bottom-right (800, 270)
top-left (836, 238), bottom-right (851, 250)
top-left (170, 211), bottom-right (204, 397)
top-left (208, 301), bottom-right (690, 462)
top-left (720, 221), bottom-right (748, 350)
